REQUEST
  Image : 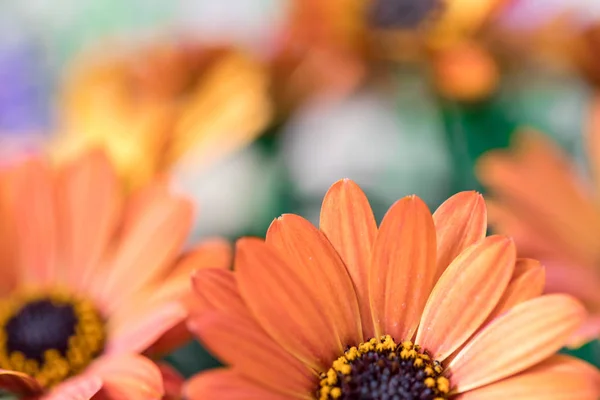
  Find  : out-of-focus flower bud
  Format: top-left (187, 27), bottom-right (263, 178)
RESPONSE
top-left (432, 40), bottom-right (499, 102)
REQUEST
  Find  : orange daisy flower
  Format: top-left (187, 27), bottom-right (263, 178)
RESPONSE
top-left (183, 179), bottom-right (599, 399)
top-left (476, 125), bottom-right (600, 346)
top-left (0, 150), bottom-right (231, 399)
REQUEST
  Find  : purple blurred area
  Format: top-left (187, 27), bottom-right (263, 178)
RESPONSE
top-left (0, 41), bottom-right (50, 133)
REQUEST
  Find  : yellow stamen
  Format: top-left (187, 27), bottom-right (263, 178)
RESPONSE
top-left (0, 289), bottom-right (106, 388)
top-left (318, 335), bottom-right (451, 399)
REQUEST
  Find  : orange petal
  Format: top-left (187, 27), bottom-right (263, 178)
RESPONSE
top-left (156, 363), bottom-right (184, 400)
top-left (320, 179), bottom-right (378, 338)
top-left (0, 369), bottom-right (42, 396)
top-left (449, 294), bottom-right (587, 393)
top-left (485, 199), bottom-right (559, 259)
top-left (97, 182), bottom-right (193, 313)
top-left (445, 258), bottom-right (546, 366)
top-left (173, 238), bottom-right (232, 274)
top-left (455, 355), bottom-right (600, 399)
top-left (476, 130), bottom-right (600, 268)
top-left (433, 191), bottom-right (486, 280)
top-left (543, 259), bottom-right (600, 315)
top-left (484, 258), bottom-right (545, 324)
top-left (266, 214), bottom-right (362, 345)
top-left (586, 94), bottom-right (600, 192)
top-left (56, 150), bottom-right (121, 291)
top-left (190, 268), bottom-right (249, 319)
top-left (43, 374), bottom-right (102, 400)
top-left (88, 354), bottom-right (164, 400)
top-left (13, 158), bottom-right (57, 286)
top-left (237, 232), bottom-right (361, 371)
top-left (416, 235), bottom-right (515, 360)
top-left (568, 313), bottom-right (600, 348)
top-left (0, 167), bottom-right (21, 293)
top-left (369, 195), bottom-right (437, 340)
top-left (184, 369), bottom-right (292, 400)
top-left (144, 320), bottom-right (190, 359)
top-left (105, 301), bottom-right (186, 355)
top-left (189, 312), bottom-right (314, 397)
top-left (141, 238), bottom-right (233, 307)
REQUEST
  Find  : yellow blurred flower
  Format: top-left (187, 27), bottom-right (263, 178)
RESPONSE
top-left (53, 42), bottom-right (272, 190)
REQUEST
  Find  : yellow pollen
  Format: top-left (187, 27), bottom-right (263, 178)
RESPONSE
top-left (318, 335), bottom-right (452, 399)
top-left (437, 376), bottom-right (451, 393)
top-left (0, 289), bottom-right (106, 388)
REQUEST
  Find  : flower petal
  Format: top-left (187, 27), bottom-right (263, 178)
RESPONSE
top-left (484, 199), bottom-right (559, 258)
top-left (445, 258), bottom-right (546, 366)
top-left (87, 354), bottom-right (164, 400)
top-left (156, 363), bottom-right (184, 400)
top-left (171, 238), bottom-right (232, 277)
top-left (125, 239), bottom-right (233, 317)
top-left (455, 355), bottom-right (600, 400)
top-left (543, 259), bottom-right (600, 316)
top-left (105, 301), bottom-right (187, 355)
top-left (143, 320), bottom-right (190, 359)
top-left (184, 369), bottom-right (291, 400)
top-left (42, 374), bottom-right (102, 400)
top-left (96, 182), bottom-right (193, 313)
top-left (416, 235), bottom-right (515, 360)
top-left (476, 130), bottom-right (600, 268)
top-left (586, 94), bottom-right (600, 192)
top-left (189, 312), bottom-right (314, 397)
top-left (433, 191), bottom-right (486, 280)
top-left (369, 195), bottom-right (437, 340)
top-left (237, 230), bottom-right (361, 371)
top-left (569, 314), bottom-right (600, 348)
top-left (266, 214), bottom-right (362, 346)
top-left (320, 179), bottom-right (378, 338)
top-left (0, 369), bottom-right (42, 396)
top-left (56, 150), bottom-right (121, 291)
top-left (449, 294), bottom-right (587, 393)
top-left (190, 268), bottom-right (249, 319)
top-left (484, 258), bottom-right (545, 324)
top-left (0, 168), bottom-right (21, 293)
top-left (13, 158), bottom-right (57, 286)
top-left (108, 240), bottom-right (231, 357)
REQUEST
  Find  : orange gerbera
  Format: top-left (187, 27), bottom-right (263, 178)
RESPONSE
top-left (476, 125), bottom-right (600, 346)
top-left (0, 150), bottom-right (231, 399)
top-left (183, 179), bottom-right (599, 399)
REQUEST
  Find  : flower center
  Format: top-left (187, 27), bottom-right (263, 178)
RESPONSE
top-left (0, 290), bottom-right (106, 388)
top-left (318, 335), bottom-right (450, 400)
top-left (369, 0), bottom-right (443, 29)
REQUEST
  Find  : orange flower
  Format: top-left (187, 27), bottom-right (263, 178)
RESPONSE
top-left (274, 0), bottom-right (511, 103)
top-left (476, 124), bottom-right (600, 347)
top-left (0, 150), bottom-right (231, 399)
top-left (184, 179), bottom-right (598, 399)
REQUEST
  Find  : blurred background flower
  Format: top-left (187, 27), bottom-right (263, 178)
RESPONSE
top-left (53, 41), bottom-right (272, 190)
top-left (476, 129), bottom-right (600, 346)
